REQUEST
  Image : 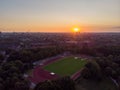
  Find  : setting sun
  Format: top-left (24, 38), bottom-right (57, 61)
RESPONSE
top-left (73, 27), bottom-right (80, 32)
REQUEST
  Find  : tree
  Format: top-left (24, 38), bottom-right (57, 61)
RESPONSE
top-left (34, 77), bottom-right (75, 90)
top-left (0, 54), bottom-right (4, 60)
top-left (81, 61), bottom-right (102, 81)
top-left (0, 83), bottom-right (4, 90)
top-left (104, 67), bottom-right (113, 76)
top-left (0, 54), bottom-right (4, 63)
top-left (14, 81), bottom-right (30, 90)
top-left (81, 67), bottom-right (92, 79)
top-left (14, 60), bottom-right (24, 71)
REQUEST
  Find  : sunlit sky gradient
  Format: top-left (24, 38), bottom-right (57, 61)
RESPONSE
top-left (0, 0), bottom-right (120, 32)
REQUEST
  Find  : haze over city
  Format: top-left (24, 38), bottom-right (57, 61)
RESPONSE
top-left (0, 1), bottom-right (120, 90)
top-left (0, 0), bottom-right (120, 32)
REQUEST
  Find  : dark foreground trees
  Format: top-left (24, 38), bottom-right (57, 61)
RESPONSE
top-left (81, 61), bottom-right (102, 81)
top-left (80, 55), bottom-right (120, 89)
top-left (0, 60), bottom-right (30, 90)
top-left (34, 77), bottom-right (75, 90)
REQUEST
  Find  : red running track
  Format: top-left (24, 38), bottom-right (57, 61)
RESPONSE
top-left (28, 56), bottom-right (82, 84)
top-left (28, 66), bottom-right (59, 84)
top-left (28, 57), bottom-right (62, 84)
top-left (71, 70), bottom-right (81, 80)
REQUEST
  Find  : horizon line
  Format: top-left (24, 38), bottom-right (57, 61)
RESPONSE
top-left (1, 31), bottom-right (120, 34)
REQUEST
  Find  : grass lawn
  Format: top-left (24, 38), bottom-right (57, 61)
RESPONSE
top-left (44, 57), bottom-right (87, 76)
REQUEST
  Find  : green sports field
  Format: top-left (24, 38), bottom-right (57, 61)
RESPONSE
top-left (44, 57), bottom-right (87, 76)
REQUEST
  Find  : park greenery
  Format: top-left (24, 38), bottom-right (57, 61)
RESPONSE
top-left (0, 33), bottom-right (120, 90)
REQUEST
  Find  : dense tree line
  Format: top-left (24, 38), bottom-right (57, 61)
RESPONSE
top-left (67, 44), bottom-right (120, 57)
top-left (0, 54), bottom-right (4, 64)
top-left (79, 55), bottom-right (120, 89)
top-left (0, 47), bottom-right (65, 90)
top-left (7, 47), bottom-right (64, 63)
top-left (0, 60), bottom-right (30, 90)
top-left (34, 77), bottom-right (75, 90)
top-left (80, 61), bottom-right (102, 81)
top-left (95, 55), bottom-right (120, 88)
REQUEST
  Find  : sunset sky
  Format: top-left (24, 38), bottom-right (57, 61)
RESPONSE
top-left (0, 0), bottom-right (120, 32)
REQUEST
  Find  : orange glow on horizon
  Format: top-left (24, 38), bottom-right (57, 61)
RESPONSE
top-left (72, 27), bottom-right (81, 33)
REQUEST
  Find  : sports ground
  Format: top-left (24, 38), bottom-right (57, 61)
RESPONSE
top-left (28, 56), bottom-right (87, 84)
top-left (44, 57), bottom-right (86, 76)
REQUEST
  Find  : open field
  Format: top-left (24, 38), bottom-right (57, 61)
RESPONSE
top-left (44, 57), bottom-right (87, 76)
